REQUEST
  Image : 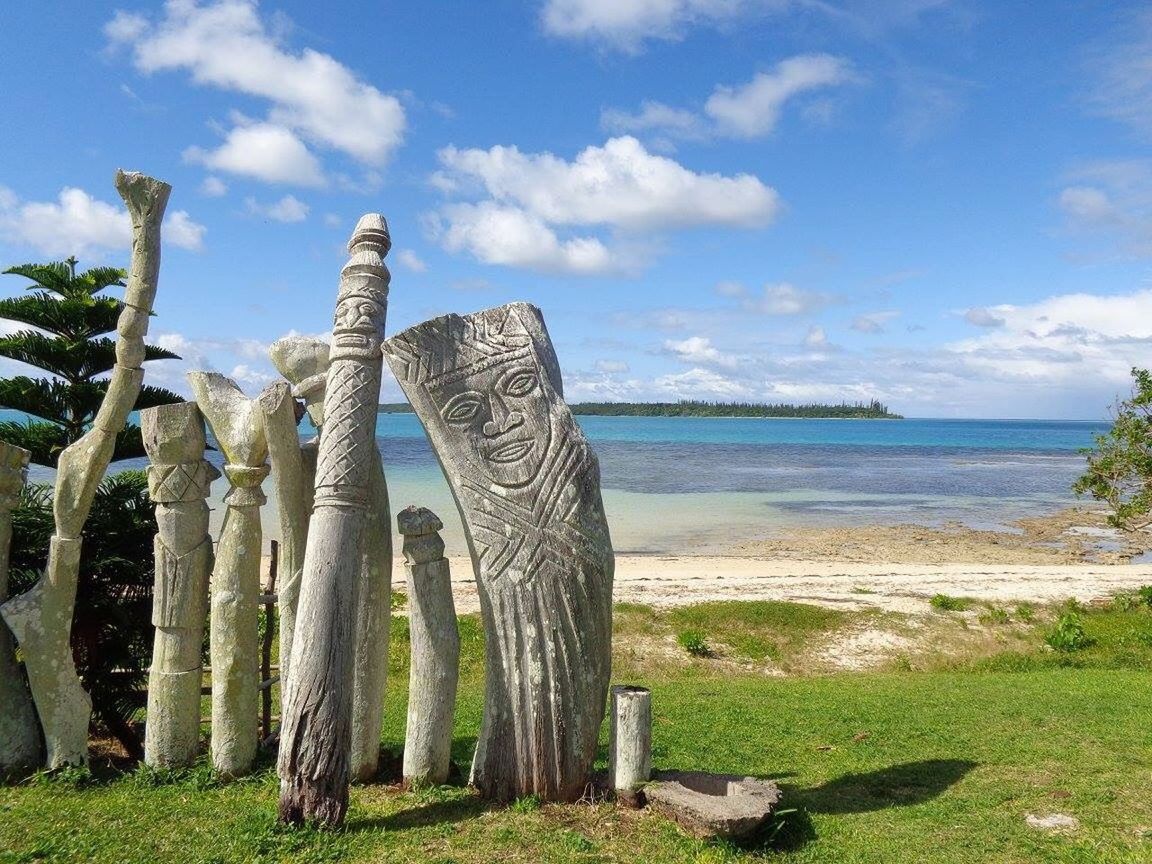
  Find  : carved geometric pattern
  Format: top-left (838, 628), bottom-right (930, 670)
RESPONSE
top-left (315, 363), bottom-right (376, 494)
top-left (148, 461), bottom-right (215, 503)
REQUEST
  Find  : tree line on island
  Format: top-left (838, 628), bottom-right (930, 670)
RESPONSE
top-left (379, 398), bottom-right (903, 419)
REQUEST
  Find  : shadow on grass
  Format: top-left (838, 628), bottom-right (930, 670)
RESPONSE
top-left (730, 759), bottom-right (977, 856)
top-left (347, 794), bottom-right (491, 833)
top-left (796, 758), bottom-right (978, 815)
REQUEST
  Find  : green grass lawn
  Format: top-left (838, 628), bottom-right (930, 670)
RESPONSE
top-left (3, 600), bottom-right (1152, 864)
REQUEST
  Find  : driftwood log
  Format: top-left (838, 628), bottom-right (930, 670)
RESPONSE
top-left (0, 170), bottom-right (169, 768)
top-left (189, 372), bottom-right (268, 778)
top-left (142, 402), bottom-right (218, 768)
top-left (398, 506), bottom-right (458, 787)
top-left (278, 214), bottom-right (391, 826)
top-left (0, 442), bottom-right (39, 775)
top-left (383, 302), bottom-right (615, 802)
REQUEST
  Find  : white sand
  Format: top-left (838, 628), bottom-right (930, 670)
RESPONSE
top-left (394, 554), bottom-right (1152, 616)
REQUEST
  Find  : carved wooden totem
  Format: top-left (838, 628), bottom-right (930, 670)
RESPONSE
top-left (383, 302), bottom-right (614, 803)
top-left (188, 372), bottom-right (268, 778)
top-left (278, 214), bottom-right (391, 827)
top-left (0, 441), bottom-right (39, 776)
top-left (141, 402), bottom-right (218, 767)
top-left (398, 506), bottom-right (458, 788)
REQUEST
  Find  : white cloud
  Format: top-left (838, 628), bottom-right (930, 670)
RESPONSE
top-left (430, 203), bottom-right (618, 275)
top-left (963, 307), bottom-right (1004, 328)
top-left (1058, 160), bottom-right (1152, 258)
top-left (746, 282), bottom-right (835, 315)
top-left (541, 0), bottom-right (771, 51)
top-left (163, 210), bottom-right (208, 251)
top-left (436, 136), bottom-right (777, 230)
top-left (594, 359), bottom-right (630, 373)
top-left (147, 331), bottom-right (281, 396)
top-left (601, 100), bottom-right (706, 140)
top-left (1087, 8), bottom-right (1152, 137)
top-left (851, 310), bottom-right (900, 333)
top-left (946, 290), bottom-right (1152, 392)
top-left (323, 213), bottom-right (342, 228)
top-left (603, 55), bottom-right (854, 144)
top-left (107, 0), bottom-right (406, 174)
top-left (714, 280), bottom-right (746, 297)
top-left (652, 366), bottom-right (755, 400)
top-left (430, 135), bottom-right (777, 275)
top-left (200, 175), bottom-right (228, 197)
top-left (184, 122), bottom-right (325, 187)
top-left (0, 186), bottom-right (206, 256)
top-left (395, 248), bottom-right (428, 273)
top-left (663, 335), bottom-right (738, 367)
top-left (569, 288), bottom-right (1152, 418)
top-left (244, 194), bottom-right (309, 223)
top-left (705, 55), bottom-right (855, 138)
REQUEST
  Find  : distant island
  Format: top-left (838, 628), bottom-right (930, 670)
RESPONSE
top-left (379, 399), bottom-right (902, 419)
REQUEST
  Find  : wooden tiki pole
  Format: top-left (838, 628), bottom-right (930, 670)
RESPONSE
top-left (383, 303), bottom-right (615, 802)
top-left (188, 372), bottom-right (269, 778)
top-left (278, 214), bottom-right (391, 826)
top-left (0, 442), bottom-right (40, 776)
top-left (399, 506), bottom-right (459, 788)
top-left (141, 402), bottom-right (218, 768)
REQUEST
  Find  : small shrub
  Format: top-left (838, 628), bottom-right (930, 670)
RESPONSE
top-left (1046, 612), bottom-right (1093, 653)
top-left (391, 590), bottom-right (408, 610)
top-left (677, 629), bottom-right (712, 657)
top-left (1014, 602), bottom-right (1036, 623)
top-left (979, 605), bottom-right (1011, 626)
top-left (1138, 585), bottom-right (1152, 608)
top-left (930, 594), bottom-right (969, 612)
top-left (1112, 591), bottom-right (1139, 612)
top-left (510, 794), bottom-right (541, 813)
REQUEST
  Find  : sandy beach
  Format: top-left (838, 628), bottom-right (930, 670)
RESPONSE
top-left (388, 508), bottom-right (1152, 616)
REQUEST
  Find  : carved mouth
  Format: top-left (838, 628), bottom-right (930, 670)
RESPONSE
top-left (487, 438), bottom-right (534, 464)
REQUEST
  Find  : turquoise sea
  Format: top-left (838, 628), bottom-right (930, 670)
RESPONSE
top-left (363, 415), bottom-right (1108, 555)
top-left (20, 413), bottom-right (1111, 556)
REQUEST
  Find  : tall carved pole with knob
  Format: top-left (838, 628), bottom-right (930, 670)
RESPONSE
top-left (278, 214), bottom-right (391, 827)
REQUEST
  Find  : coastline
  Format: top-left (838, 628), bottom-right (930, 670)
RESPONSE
top-left (380, 508), bottom-right (1152, 617)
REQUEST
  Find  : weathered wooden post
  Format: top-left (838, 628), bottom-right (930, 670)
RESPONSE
top-left (278, 214), bottom-right (391, 826)
top-left (609, 685), bottom-right (652, 806)
top-left (383, 302), bottom-right (615, 803)
top-left (267, 336), bottom-right (393, 781)
top-left (257, 379), bottom-right (309, 701)
top-left (0, 442), bottom-right (40, 776)
top-left (141, 402), bottom-right (218, 768)
top-left (398, 506), bottom-right (459, 788)
top-left (188, 372), bottom-right (269, 778)
top-left (350, 445), bottom-right (391, 782)
top-left (1, 170), bottom-right (169, 768)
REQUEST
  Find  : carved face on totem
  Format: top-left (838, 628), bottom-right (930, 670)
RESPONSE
top-left (426, 353), bottom-right (553, 489)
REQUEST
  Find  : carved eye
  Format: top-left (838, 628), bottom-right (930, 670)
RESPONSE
top-left (442, 392), bottom-right (485, 424)
top-left (502, 369), bottom-right (538, 398)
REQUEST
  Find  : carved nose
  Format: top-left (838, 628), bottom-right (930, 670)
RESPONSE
top-left (483, 411), bottom-right (524, 437)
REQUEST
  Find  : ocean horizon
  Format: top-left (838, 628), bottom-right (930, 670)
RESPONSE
top-left (9, 411), bottom-right (1108, 557)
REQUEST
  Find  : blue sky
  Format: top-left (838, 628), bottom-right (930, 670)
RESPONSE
top-left (1, 0), bottom-right (1150, 419)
